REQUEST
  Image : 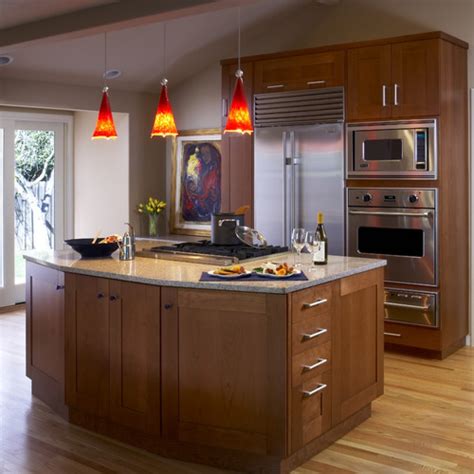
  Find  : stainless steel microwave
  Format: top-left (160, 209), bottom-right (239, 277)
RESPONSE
top-left (346, 119), bottom-right (437, 179)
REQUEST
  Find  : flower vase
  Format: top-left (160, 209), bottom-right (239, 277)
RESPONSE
top-left (148, 214), bottom-right (159, 238)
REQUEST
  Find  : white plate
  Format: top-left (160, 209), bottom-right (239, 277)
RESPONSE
top-left (255, 269), bottom-right (301, 279)
top-left (207, 270), bottom-right (252, 279)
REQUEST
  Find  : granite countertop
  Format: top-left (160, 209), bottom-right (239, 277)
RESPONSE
top-left (24, 248), bottom-right (386, 294)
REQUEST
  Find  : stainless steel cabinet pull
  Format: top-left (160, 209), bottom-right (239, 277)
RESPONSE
top-left (384, 331), bottom-right (401, 337)
top-left (303, 383), bottom-right (327, 398)
top-left (382, 85), bottom-right (387, 107)
top-left (348, 210), bottom-right (431, 218)
top-left (267, 84), bottom-right (285, 89)
top-left (302, 328), bottom-right (328, 340)
top-left (222, 98), bottom-right (228, 117)
top-left (302, 358), bottom-right (328, 372)
top-left (303, 298), bottom-right (328, 309)
top-left (394, 83), bottom-right (399, 106)
top-left (384, 301), bottom-right (430, 311)
top-left (307, 80), bottom-right (326, 85)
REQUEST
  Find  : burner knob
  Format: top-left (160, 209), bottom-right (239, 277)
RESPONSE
top-left (409, 194), bottom-right (419, 203)
top-left (363, 193), bottom-right (372, 202)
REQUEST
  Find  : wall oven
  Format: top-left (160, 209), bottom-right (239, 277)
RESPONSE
top-left (347, 188), bottom-right (437, 287)
top-left (346, 119), bottom-right (437, 179)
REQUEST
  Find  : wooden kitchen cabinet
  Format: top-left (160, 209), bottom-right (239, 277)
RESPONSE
top-left (347, 39), bottom-right (439, 121)
top-left (254, 50), bottom-right (345, 94)
top-left (65, 273), bottom-right (161, 433)
top-left (161, 287), bottom-right (287, 456)
top-left (26, 262), bottom-right (67, 416)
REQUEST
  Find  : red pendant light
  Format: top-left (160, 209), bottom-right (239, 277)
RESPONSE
top-left (224, 8), bottom-right (253, 135)
top-left (151, 23), bottom-right (178, 138)
top-left (151, 78), bottom-right (178, 137)
top-left (92, 86), bottom-right (118, 140)
top-left (92, 32), bottom-right (118, 140)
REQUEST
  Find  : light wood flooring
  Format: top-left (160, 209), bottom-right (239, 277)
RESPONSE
top-left (0, 307), bottom-right (473, 473)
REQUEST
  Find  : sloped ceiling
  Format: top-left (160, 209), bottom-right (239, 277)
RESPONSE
top-left (0, 0), bottom-right (329, 93)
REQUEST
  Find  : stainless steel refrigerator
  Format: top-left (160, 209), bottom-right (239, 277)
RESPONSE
top-left (253, 88), bottom-right (345, 253)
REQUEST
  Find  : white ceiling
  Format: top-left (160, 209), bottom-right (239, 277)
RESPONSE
top-left (0, 0), bottom-right (115, 29)
top-left (0, 0), bottom-right (328, 93)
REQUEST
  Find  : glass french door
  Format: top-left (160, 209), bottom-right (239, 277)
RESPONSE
top-left (0, 118), bottom-right (66, 306)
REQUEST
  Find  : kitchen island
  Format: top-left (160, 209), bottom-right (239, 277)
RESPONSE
top-left (25, 250), bottom-right (385, 474)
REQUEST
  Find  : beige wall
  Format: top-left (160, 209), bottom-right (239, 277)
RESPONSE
top-left (0, 76), bottom-right (164, 234)
top-left (73, 111), bottom-right (129, 237)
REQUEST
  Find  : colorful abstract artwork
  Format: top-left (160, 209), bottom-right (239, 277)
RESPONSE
top-left (170, 130), bottom-right (221, 235)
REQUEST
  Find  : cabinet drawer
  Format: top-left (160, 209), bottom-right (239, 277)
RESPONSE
top-left (254, 51), bottom-right (345, 94)
top-left (291, 283), bottom-right (333, 324)
top-left (292, 312), bottom-right (331, 355)
top-left (292, 341), bottom-right (331, 387)
top-left (290, 371), bottom-right (331, 453)
top-left (384, 322), bottom-right (441, 351)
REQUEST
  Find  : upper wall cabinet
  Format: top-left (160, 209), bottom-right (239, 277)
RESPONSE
top-left (347, 39), bottom-right (439, 121)
top-left (254, 51), bottom-right (345, 94)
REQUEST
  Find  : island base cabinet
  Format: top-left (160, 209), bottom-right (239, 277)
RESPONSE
top-left (65, 274), bottom-right (161, 435)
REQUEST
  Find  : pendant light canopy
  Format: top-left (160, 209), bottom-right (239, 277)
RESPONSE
top-left (224, 8), bottom-right (253, 135)
top-left (151, 24), bottom-right (178, 138)
top-left (92, 33), bottom-right (117, 140)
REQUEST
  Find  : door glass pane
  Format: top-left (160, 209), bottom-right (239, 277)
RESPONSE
top-left (358, 227), bottom-right (424, 257)
top-left (14, 129), bottom-right (55, 283)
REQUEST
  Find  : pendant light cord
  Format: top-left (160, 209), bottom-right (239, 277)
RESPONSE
top-left (237, 7), bottom-right (241, 73)
top-left (103, 32), bottom-right (108, 89)
top-left (163, 23), bottom-right (167, 79)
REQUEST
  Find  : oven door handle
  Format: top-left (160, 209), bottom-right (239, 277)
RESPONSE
top-left (348, 210), bottom-right (432, 218)
top-left (384, 301), bottom-right (431, 311)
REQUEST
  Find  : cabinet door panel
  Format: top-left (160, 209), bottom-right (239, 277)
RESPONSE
top-left (391, 39), bottom-right (439, 117)
top-left (65, 274), bottom-right (109, 417)
top-left (347, 45), bottom-right (391, 121)
top-left (109, 280), bottom-right (161, 434)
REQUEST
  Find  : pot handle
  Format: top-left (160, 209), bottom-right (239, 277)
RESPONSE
top-left (218, 218), bottom-right (238, 227)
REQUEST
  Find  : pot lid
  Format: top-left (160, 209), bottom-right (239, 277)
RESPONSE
top-left (235, 226), bottom-right (268, 248)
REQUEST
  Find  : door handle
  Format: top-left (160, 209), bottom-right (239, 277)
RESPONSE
top-left (302, 383), bottom-right (327, 398)
top-left (109, 295), bottom-right (120, 301)
top-left (382, 84), bottom-right (387, 107)
top-left (302, 298), bottom-right (328, 309)
top-left (348, 210), bottom-right (432, 218)
top-left (384, 331), bottom-right (401, 337)
top-left (302, 328), bottom-right (328, 340)
top-left (97, 292), bottom-right (105, 299)
top-left (394, 83), bottom-right (399, 106)
top-left (384, 301), bottom-right (430, 311)
top-left (302, 358), bottom-right (328, 372)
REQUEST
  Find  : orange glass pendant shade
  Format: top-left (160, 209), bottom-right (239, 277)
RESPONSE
top-left (92, 87), bottom-right (118, 140)
top-left (224, 71), bottom-right (253, 135)
top-left (150, 79), bottom-right (178, 138)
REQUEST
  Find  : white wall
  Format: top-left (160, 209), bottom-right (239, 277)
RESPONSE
top-left (73, 111), bottom-right (129, 237)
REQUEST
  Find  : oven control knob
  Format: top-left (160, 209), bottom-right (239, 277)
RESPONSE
top-left (363, 193), bottom-right (372, 202)
top-left (409, 194), bottom-right (419, 203)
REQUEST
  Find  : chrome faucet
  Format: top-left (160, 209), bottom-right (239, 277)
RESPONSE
top-left (118, 223), bottom-right (135, 261)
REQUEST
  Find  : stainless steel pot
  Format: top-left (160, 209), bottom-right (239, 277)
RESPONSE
top-left (211, 213), bottom-right (244, 245)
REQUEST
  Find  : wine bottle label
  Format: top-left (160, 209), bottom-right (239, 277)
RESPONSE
top-left (313, 242), bottom-right (326, 263)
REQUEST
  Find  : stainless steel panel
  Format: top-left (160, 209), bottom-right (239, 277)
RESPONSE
top-left (347, 188), bottom-right (436, 209)
top-left (346, 119), bottom-right (437, 179)
top-left (384, 288), bottom-right (438, 327)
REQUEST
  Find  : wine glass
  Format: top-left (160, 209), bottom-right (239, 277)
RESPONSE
top-left (305, 231), bottom-right (321, 271)
top-left (291, 228), bottom-right (306, 267)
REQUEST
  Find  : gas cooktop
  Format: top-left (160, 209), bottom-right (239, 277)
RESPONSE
top-left (136, 240), bottom-right (288, 265)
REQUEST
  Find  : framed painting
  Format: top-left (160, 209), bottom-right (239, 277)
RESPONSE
top-left (170, 129), bottom-right (222, 236)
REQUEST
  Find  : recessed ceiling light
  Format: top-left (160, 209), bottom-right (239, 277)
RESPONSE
top-left (103, 69), bottom-right (121, 80)
top-left (0, 55), bottom-right (14, 66)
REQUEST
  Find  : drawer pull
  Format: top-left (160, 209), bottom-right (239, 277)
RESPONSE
top-left (307, 80), bottom-right (325, 85)
top-left (302, 328), bottom-right (328, 340)
top-left (385, 301), bottom-right (430, 311)
top-left (303, 298), bottom-right (328, 309)
top-left (302, 358), bottom-right (328, 372)
top-left (267, 84), bottom-right (285, 89)
top-left (303, 383), bottom-right (327, 398)
top-left (384, 331), bottom-right (401, 337)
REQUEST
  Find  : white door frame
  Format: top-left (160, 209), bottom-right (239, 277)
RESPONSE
top-left (0, 110), bottom-right (73, 306)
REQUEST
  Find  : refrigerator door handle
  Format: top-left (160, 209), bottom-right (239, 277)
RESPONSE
top-left (282, 132), bottom-right (289, 246)
top-left (290, 131), bottom-right (297, 232)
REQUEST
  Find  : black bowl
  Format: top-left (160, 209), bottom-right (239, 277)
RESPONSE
top-left (65, 238), bottom-right (118, 258)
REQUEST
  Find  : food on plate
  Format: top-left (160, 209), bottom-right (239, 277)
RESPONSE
top-left (253, 262), bottom-right (295, 276)
top-left (98, 234), bottom-right (121, 244)
top-left (213, 265), bottom-right (246, 276)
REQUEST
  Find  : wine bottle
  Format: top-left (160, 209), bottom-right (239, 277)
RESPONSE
top-left (313, 212), bottom-right (328, 265)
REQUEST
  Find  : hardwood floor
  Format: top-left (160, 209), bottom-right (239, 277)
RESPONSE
top-left (1, 308), bottom-right (473, 473)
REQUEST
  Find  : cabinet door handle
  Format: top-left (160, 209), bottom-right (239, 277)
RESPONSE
top-left (303, 383), bottom-right (327, 398)
top-left (302, 358), bottom-right (328, 372)
top-left (97, 292), bottom-right (105, 299)
top-left (222, 98), bottom-right (228, 117)
top-left (384, 301), bottom-right (430, 311)
top-left (302, 298), bottom-right (328, 309)
top-left (307, 80), bottom-right (326, 86)
top-left (302, 328), bottom-right (328, 340)
top-left (56, 284), bottom-right (64, 290)
top-left (110, 295), bottom-right (120, 301)
top-left (164, 303), bottom-right (173, 310)
top-left (384, 331), bottom-right (401, 337)
top-left (267, 84), bottom-right (285, 89)
top-left (382, 84), bottom-right (387, 107)
top-left (394, 83), bottom-right (399, 106)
